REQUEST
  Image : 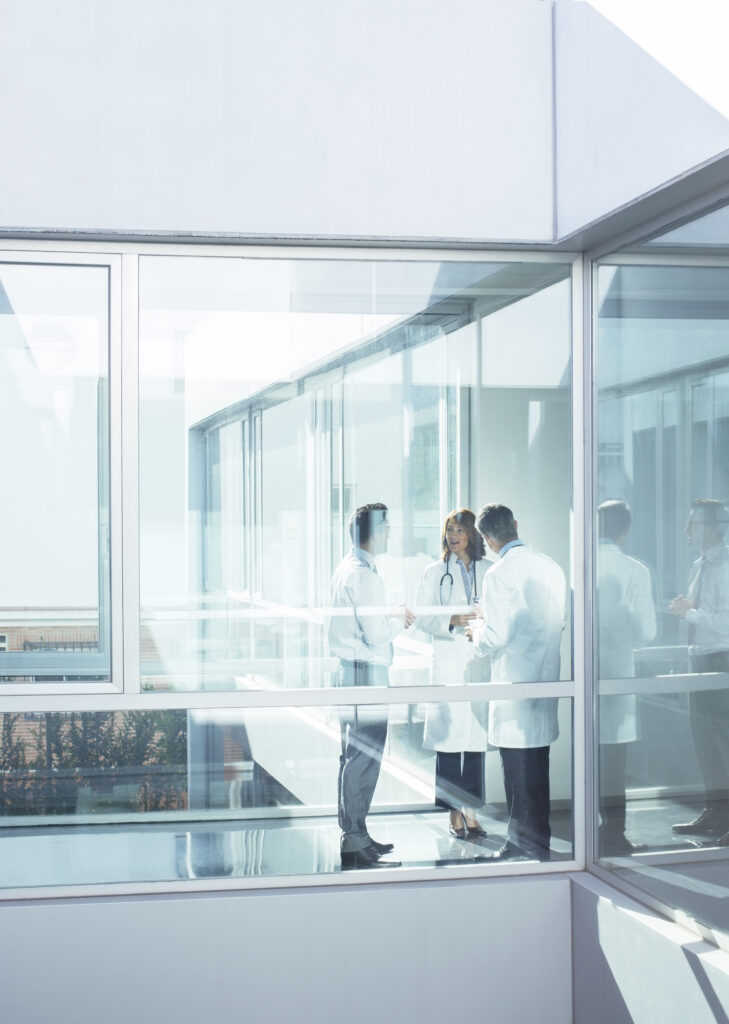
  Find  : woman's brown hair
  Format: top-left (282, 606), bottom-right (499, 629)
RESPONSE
top-left (440, 508), bottom-right (486, 562)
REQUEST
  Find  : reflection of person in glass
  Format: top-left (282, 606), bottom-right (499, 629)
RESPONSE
top-left (597, 500), bottom-right (656, 854)
top-left (671, 499), bottom-right (729, 839)
top-left (329, 503), bottom-right (415, 869)
top-left (467, 504), bottom-right (566, 861)
top-left (415, 510), bottom-right (491, 840)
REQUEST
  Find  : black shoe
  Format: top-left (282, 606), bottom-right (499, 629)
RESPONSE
top-left (341, 844), bottom-right (401, 869)
top-left (487, 840), bottom-right (550, 862)
top-left (486, 840), bottom-right (532, 862)
top-left (465, 824), bottom-right (488, 839)
top-left (672, 808), bottom-right (728, 836)
top-left (369, 838), bottom-right (394, 854)
top-left (600, 832), bottom-right (646, 855)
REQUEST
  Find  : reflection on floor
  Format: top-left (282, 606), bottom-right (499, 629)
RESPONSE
top-left (0, 807), bottom-right (574, 889)
top-left (604, 797), bottom-right (729, 940)
top-left (4, 796), bottom-right (729, 942)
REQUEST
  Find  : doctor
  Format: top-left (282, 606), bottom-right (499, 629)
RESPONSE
top-left (329, 502), bottom-right (415, 869)
top-left (467, 503), bottom-right (567, 861)
top-left (416, 509), bottom-right (491, 839)
top-left (597, 500), bottom-right (656, 854)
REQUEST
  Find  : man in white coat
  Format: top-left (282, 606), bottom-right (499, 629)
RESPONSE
top-left (597, 500), bottom-right (656, 854)
top-left (329, 502), bottom-right (415, 869)
top-left (467, 504), bottom-right (566, 861)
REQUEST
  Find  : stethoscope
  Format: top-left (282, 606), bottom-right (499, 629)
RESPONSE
top-left (439, 559), bottom-right (478, 605)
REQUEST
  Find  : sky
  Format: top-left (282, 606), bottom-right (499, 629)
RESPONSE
top-left (587, 0), bottom-right (729, 119)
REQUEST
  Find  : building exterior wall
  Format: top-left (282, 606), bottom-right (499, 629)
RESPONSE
top-left (0, 0), bottom-right (555, 242)
top-left (0, 875), bottom-right (572, 1024)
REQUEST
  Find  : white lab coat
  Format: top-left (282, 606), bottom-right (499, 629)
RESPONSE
top-left (472, 544), bottom-right (567, 749)
top-left (597, 540), bottom-right (656, 743)
top-left (415, 554), bottom-right (491, 752)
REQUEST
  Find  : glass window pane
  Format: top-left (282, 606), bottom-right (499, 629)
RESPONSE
top-left (138, 256), bottom-right (572, 691)
top-left (0, 698), bottom-right (573, 886)
top-left (596, 263), bottom-right (729, 677)
top-left (596, 257), bottom-right (729, 940)
top-left (0, 263), bottom-right (110, 683)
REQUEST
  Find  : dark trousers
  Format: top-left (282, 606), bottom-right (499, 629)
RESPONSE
top-left (599, 742), bottom-right (627, 836)
top-left (689, 651), bottom-right (729, 803)
top-left (435, 751), bottom-right (485, 811)
top-left (500, 745), bottom-right (551, 857)
top-left (337, 660), bottom-right (389, 853)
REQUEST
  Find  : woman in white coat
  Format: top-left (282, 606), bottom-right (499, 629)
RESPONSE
top-left (415, 509), bottom-right (491, 838)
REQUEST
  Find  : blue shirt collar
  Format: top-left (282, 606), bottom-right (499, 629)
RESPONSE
top-left (498, 539), bottom-right (524, 559)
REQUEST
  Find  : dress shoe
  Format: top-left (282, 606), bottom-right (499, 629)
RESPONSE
top-left (341, 844), bottom-right (401, 869)
top-left (449, 824), bottom-right (466, 839)
top-left (599, 832), bottom-right (646, 856)
top-left (672, 808), bottom-right (728, 836)
top-left (369, 838), bottom-right (394, 854)
top-left (486, 840), bottom-right (532, 862)
top-left (487, 840), bottom-right (550, 862)
top-left (465, 824), bottom-right (488, 839)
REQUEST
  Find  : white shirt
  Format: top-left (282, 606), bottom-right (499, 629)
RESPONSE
top-left (684, 541), bottom-right (729, 655)
top-left (328, 547), bottom-right (402, 666)
top-left (597, 539), bottom-right (656, 678)
top-left (471, 543), bottom-right (566, 748)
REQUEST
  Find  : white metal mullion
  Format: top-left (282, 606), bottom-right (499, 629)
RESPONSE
top-left (597, 252), bottom-right (729, 268)
top-left (0, 852), bottom-right (583, 903)
top-left (108, 256), bottom-right (124, 692)
top-left (585, 256), bottom-right (598, 871)
top-left (599, 673), bottom-right (729, 696)
top-left (121, 254), bottom-right (141, 694)
top-left (0, 239), bottom-right (580, 263)
top-left (0, 680), bottom-right (575, 714)
top-left (572, 254), bottom-right (587, 871)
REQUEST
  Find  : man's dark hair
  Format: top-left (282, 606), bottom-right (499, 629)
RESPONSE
top-left (349, 502), bottom-right (389, 547)
top-left (598, 500), bottom-right (631, 542)
top-left (691, 498), bottom-right (729, 536)
top-left (476, 503), bottom-right (518, 544)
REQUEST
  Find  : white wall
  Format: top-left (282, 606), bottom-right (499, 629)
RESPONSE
top-left (571, 874), bottom-right (729, 1024)
top-left (0, 875), bottom-right (572, 1024)
top-left (5, 1), bottom-right (729, 245)
top-left (8, 864), bottom-right (729, 1023)
top-left (0, 0), bottom-right (554, 242)
top-left (555, 1), bottom-right (729, 238)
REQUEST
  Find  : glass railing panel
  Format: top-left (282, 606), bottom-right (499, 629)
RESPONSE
top-left (0, 697), bottom-right (573, 886)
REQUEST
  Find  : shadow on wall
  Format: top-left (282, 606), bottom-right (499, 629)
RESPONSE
top-left (572, 878), bottom-right (729, 1023)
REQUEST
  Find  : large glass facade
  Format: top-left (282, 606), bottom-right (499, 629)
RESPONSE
top-left (0, 248), bottom-right (577, 890)
top-left (595, 215), bottom-right (729, 938)
top-left (2, 214), bottom-right (729, 939)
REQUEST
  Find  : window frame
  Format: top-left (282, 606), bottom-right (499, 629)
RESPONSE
top-left (586, 202), bottom-right (729, 952)
top-left (0, 241), bottom-right (583, 896)
top-left (0, 249), bottom-right (123, 695)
